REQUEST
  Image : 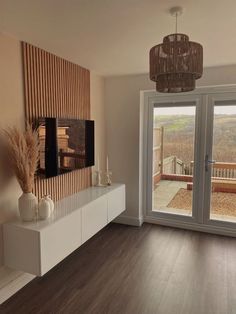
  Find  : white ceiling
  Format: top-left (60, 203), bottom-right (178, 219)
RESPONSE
top-left (1, 0), bottom-right (236, 76)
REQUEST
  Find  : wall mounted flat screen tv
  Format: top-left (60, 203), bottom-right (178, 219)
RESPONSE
top-left (38, 118), bottom-right (94, 178)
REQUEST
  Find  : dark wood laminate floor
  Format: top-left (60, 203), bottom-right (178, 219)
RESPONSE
top-left (1, 223), bottom-right (236, 314)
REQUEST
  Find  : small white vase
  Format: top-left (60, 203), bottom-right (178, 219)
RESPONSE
top-left (18, 192), bottom-right (38, 222)
top-left (38, 197), bottom-right (51, 220)
top-left (45, 195), bottom-right (54, 213)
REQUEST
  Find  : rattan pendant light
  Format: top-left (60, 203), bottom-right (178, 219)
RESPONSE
top-left (149, 7), bottom-right (203, 93)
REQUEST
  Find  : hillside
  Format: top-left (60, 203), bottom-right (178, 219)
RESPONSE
top-left (154, 114), bottom-right (236, 164)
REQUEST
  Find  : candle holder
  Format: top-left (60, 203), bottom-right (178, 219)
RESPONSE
top-left (95, 170), bottom-right (106, 187)
top-left (105, 171), bottom-right (112, 186)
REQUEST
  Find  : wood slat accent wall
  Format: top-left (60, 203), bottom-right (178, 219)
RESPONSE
top-left (22, 42), bottom-right (91, 201)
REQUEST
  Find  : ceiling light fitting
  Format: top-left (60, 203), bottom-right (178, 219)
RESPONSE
top-left (149, 6), bottom-right (203, 93)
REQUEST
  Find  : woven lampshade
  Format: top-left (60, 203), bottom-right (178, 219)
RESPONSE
top-left (150, 33), bottom-right (203, 93)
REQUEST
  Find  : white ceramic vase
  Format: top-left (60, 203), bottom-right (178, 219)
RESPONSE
top-left (18, 192), bottom-right (38, 222)
top-left (45, 195), bottom-right (54, 213)
top-left (38, 197), bottom-right (51, 220)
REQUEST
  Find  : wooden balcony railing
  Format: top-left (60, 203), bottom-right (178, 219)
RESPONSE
top-left (190, 161), bottom-right (236, 178)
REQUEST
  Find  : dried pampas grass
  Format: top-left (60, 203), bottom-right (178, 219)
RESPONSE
top-left (3, 124), bottom-right (39, 193)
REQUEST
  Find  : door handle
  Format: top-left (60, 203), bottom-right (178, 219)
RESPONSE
top-left (208, 160), bottom-right (216, 164)
top-left (205, 154), bottom-right (216, 172)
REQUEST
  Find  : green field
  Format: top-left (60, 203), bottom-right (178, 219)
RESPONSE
top-left (154, 114), bottom-right (236, 163)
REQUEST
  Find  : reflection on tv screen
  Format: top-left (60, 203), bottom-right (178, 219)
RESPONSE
top-left (38, 118), bottom-right (94, 178)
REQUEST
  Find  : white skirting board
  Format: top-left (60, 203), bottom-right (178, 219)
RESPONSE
top-left (0, 267), bottom-right (34, 304)
top-left (114, 215), bottom-right (143, 227)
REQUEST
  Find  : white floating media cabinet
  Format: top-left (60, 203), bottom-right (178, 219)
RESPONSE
top-left (3, 183), bottom-right (125, 276)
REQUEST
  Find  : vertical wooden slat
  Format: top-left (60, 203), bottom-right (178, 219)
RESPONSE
top-left (26, 44), bottom-right (32, 122)
top-left (22, 43), bottom-right (29, 121)
top-left (22, 42), bottom-right (91, 201)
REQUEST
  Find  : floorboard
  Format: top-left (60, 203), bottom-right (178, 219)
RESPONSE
top-left (1, 223), bottom-right (236, 314)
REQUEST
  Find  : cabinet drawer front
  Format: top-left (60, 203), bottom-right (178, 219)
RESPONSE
top-left (40, 210), bottom-right (82, 275)
top-left (82, 196), bottom-right (107, 243)
top-left (108, 185), bottom-right (125, 222)
top-left (3, 225), bottom-right (41, 275)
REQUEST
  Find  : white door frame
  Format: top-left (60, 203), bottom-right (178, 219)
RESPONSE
top-left (203, 92), bottom-right (236, 229)
top-left (141, 85), bottom-right (236, 236)
top-left (146, 94), bottom-right (204, 224)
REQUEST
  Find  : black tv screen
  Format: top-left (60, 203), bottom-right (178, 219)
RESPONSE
top-left (38, 118), bottom-right (94, 178)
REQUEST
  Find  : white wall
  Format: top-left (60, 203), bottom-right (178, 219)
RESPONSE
top-left (105, 75), bottom-right (152, 225)
top-left (105, 65), bottom-right (236, 225)
top-left (90, 72), bottom-right (107, 184)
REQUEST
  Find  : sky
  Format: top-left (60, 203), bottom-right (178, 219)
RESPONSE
top-left (154, 106), bottom-right (236, 116)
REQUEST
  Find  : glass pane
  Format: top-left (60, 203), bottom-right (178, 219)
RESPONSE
top-left (152, 106), bottom-right (196, 216)
top-left (210, 105), bottom-right (236, 223)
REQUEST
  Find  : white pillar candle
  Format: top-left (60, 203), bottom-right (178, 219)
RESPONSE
top-left (97, 156), bottom-right (100, 172)
top-left (106, 156), bottom-right (109, 172)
